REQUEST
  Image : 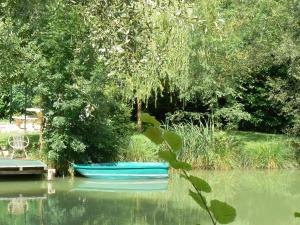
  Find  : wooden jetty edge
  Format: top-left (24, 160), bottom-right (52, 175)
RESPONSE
top-left (0, 159), bottom-right (47, 175)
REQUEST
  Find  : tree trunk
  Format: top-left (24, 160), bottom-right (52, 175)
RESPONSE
top-left (137, 98), bottom-right (142, 131)
top-left (39, 114), bottom-right (45, 154)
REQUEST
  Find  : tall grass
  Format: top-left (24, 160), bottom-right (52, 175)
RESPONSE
top-left (292, 140), bottom-right (300, 163)
top-left (120, 123), bottom-right (299, 169)
top-left (165, 121), bottom-right (239, 169)
top-left (238, 142), bottom-right (296, 169)
top-left (119, 134), bottom-right (160, 162)
top-left (166, 124), bottom-right (299, 169)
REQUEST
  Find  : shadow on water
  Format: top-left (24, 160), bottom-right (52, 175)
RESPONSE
top-left (0, 174), bottom-right (44, 181)
top-left (0, 176), bottom-right (48, 200)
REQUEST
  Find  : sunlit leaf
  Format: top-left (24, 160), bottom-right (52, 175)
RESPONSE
top-left (158, 151), bottom-right (177, 162)
top-left (170, 160), bottom-right (192, 170)
top-left (144, 127), bottom-right (163, 144)
top-left (188, 175), bottom-right (212, 193)
top-left (210, 200), bottom-right (236, 224)
top-left (163, 131), bottom-right (183, 152)
top-left (140, 113), bottom-right (160, 127)
top-left (189, 190), bottom-right (207, 210)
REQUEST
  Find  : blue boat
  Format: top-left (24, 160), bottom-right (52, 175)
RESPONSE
top-left (73, 162), bottom-right (169, 179)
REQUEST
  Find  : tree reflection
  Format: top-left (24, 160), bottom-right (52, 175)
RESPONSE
top-left (2, 171), bottom-right (300, 225)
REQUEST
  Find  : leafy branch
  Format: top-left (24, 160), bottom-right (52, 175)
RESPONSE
top-left (141, 113), bottom-right (236, 225)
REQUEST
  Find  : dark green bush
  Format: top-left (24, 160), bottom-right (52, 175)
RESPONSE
top-left (32, 3), bottom-right (132, 173)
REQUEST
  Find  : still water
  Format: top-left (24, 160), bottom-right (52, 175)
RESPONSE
top-left (0, 170), bottom-right (300, 225)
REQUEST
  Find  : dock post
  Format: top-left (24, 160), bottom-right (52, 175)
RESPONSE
top-left (47, 169), bottom-right (56, 181)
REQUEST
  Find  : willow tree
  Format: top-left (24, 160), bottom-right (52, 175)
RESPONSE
top-left (179, 0), bottom-right (300, 129)
top-left (214, 0), bottom-right (300, 131)
top-left (84, 0), bottom-right (197, 128)
top-left (84, 0), bottom-right (255, 128)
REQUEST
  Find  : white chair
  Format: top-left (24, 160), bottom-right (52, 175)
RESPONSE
top-left (8, 134), bottom-right (29, 159)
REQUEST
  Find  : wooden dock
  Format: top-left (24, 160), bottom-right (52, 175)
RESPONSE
top-left (0, 159), bottom-right (47, 175)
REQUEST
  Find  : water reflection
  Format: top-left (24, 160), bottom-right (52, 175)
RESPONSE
top-left (8, 198), bottom-right (28, 215)
top-left (0, 170), bottom-right (300, 225)
top-left (0, 179), bottom-right (49, 225)
top-left (72, 178), bottom-right (168, 192)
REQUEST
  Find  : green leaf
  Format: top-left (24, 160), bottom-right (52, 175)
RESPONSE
top-left (179, 173), bottom-right (187, 179)
top-left (170, 160), bottom-right (192, 171)
top-left (140, 113), bottom-right (160, 127)
top-left (188, 176), bottom-right (212, 193)
top-left (144, 127), bottom-right (163, 144)
top-left (158, 151), bottom-right (177, 163)
top-left (189, 190), bottom-right (207, 210)
top-left (210, 200), bottom-right (236, 224)
top-left (163, 131), bottom-right (183, 152)
top-left (294, 212), bottom-right (300, 218)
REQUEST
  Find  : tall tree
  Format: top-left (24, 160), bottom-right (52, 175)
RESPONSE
top-left (84, 0), bottom-right (197, 127)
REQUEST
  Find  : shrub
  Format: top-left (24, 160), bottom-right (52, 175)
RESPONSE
top-left (32, 4), bottom-right (132, 173)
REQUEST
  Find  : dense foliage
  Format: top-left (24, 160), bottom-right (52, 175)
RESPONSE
top-left (0, 1), bottom-right (133, 170)
top-left (0, 0), bottom-right (299, 168)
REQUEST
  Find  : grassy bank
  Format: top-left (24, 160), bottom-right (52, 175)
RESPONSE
top-left (231, 131), bottom-right (299, 169)
top-left (121, 128), bottom-right (300, 169)
top-left (1, 127), bottom-right (299, 170)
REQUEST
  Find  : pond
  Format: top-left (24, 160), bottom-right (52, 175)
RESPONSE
top-left (0, 170), bottom-right (300, 225)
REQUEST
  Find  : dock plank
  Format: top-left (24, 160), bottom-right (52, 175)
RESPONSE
top-left (0, 159), bottom-right (47, 175)
top-left (0, 159), bottom-right (47, 168)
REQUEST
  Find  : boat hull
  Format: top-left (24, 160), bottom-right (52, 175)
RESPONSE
top-left (73, 162), bottom-right (169, 179)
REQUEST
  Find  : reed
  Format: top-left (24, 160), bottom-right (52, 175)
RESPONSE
top-left (166, 125), bottom-right (299, 169)
top-left (237, 136), bottom-right (297, 169)
top-left (119, 125), bottom-right (299, 169)
top-left (119, 134), bottom-right (160, 162)
top-left (165, 122), bottom-right (239, 169)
